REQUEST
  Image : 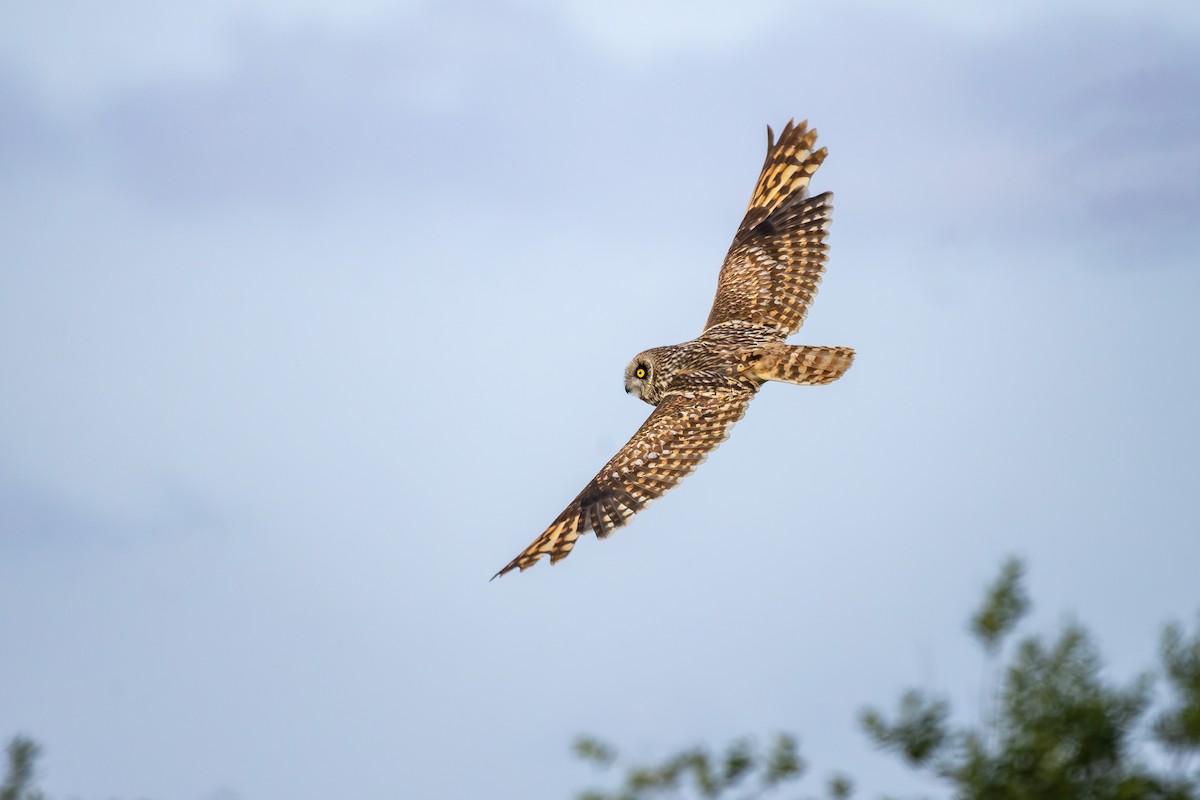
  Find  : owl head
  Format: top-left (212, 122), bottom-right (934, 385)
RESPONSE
top-left (624, 349), bottom-right (670, 405)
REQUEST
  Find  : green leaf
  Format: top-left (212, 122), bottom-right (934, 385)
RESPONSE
top-left (575, 736), bottom-right (618, 768)
top-left (969, 556), bottom-right (1031, 653)
top-left (1154, 616), bottom-right (1200, 755)
top-left (860, 690), bottom-right (950, 767)
top-left (1, 736), bottom-right (45, 800)
top-left (826, 772), bottom-right (854, 799)
top-left (764, 733), bottom-right (804, 785)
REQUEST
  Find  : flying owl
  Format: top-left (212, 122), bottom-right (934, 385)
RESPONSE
top-left (493, 119), bottom-right (853, 579)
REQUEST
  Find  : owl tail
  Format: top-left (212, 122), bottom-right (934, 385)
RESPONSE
top-left (749, 344), bottom-right (854, 386)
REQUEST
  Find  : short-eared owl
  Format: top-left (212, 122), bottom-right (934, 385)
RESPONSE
top-left (494, 119), bottom-right (853, 579)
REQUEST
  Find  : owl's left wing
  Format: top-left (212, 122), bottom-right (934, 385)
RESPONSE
top-left (703, 119), bottom-right (833, 337)
top-left (492, 389), bottom-right (754, 578)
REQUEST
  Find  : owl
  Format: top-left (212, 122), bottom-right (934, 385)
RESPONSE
top-left (494, 119), bottom-right (853, 579)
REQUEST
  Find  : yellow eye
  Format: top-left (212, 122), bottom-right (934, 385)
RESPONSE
top-left (635, 366), bottom-right (647, 379)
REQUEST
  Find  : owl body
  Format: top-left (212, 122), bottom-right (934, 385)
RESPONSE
top-left (625, 333), bottom-right (766, 405)
top-left (494, 119), bottom-right (854, 578)
top-left (626, 320), bottom-right (852, 405)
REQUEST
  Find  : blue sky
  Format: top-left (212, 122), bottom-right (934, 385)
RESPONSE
top-left (2, 2), bottom-right (1198, 798)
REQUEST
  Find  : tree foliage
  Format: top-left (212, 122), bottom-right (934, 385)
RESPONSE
top-left (1156, 615), bottom-right (1200, 758)
top-left (8, 561), bottom-right (1199, 800)
top-left (572, 732), bottom-right (839, 800)
top-left (968, 556), bottom-right (1030, 654)
top-left (859, 559), bottom-right (1200, 798)
top-left (577, 559), bottom-right (1200, 799)
top-left (1, 736), bottom-right (44, 800)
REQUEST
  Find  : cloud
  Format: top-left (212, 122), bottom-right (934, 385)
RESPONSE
top-left (0, 1), bottom-right (422, 110)
top-left (0, 71), bottom-right (64, 174)
top-left (4, 0), bottom-right (1197, 111)
top-left (4, 0), bottom-right (1191, 265)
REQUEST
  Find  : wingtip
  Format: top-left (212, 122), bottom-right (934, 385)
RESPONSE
top-left (491, 560), bottom-right (520, 581)
top-left (492, 551), bottom-right (545, 581)
top-left (767, 118), bottom-right (819, 156)
top-left (491, 557), bottom-right (521, 581)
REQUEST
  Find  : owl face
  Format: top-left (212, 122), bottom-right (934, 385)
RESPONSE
top-left (624, 350), bottom-right (666, 405)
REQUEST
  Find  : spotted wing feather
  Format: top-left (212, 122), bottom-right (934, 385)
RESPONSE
top-left (704, 119), bottom-right (833, 336)
top-left (493, 390), bottom-right (753, 578)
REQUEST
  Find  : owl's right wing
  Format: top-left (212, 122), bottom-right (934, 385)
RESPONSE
top-left (492, 389), bottom-right (754, 579)
top-left (703, 120), bottom-right (833, 337)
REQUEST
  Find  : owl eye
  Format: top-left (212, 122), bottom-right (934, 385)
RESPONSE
top-left (635, 366), bottom-right (647, 379)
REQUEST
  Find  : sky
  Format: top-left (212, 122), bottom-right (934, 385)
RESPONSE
top-left (2, 1), bottom-right (1199, 798)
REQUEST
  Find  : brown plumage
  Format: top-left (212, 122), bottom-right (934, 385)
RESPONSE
top-left (493, 119), bottom-right (853, 579)
top-left (746, 344), bottom-right (856, 386)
